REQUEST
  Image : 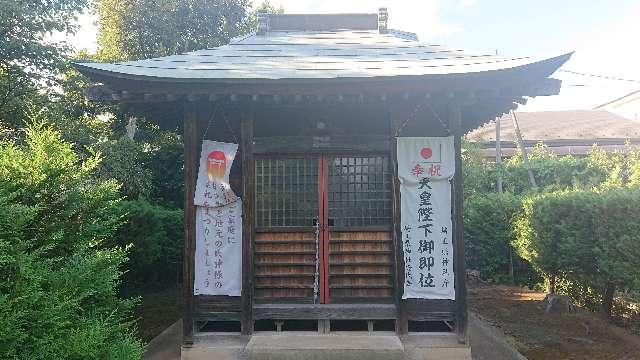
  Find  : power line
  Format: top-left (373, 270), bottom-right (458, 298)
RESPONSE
top-left (559, 69), bottom-right (640, 84)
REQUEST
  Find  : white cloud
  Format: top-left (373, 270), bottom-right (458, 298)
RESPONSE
top-left (457, 0), bottom-right (477, 9)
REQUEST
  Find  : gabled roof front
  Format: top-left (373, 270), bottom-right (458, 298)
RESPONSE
top-left (75, 13), bottom-right (570, 83)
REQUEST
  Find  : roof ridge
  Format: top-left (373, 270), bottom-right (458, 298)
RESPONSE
top-left (260, 13), bottom-right (379, 32)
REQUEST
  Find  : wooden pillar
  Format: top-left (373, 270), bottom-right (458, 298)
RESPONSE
top-left (240, 110), bottom-right (255, 335)
top-left (182, 105), bottom-right (199, 346)
top-left (449, 103), bottom-right (468, 344)
top-left (390, 110), bottom-right (408, 334)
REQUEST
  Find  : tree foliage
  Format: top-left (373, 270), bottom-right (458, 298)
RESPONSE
top-left (113, 199), bottom-right (183, 287)
top-left (95, 0), bottom-right (252, 61)
top-left (513, 188), bottom-right (640, 316)
top-left (0, 121), bottom-right (143, 359)
top-left (464, 192), bottom-right (537, 284)
top-left (0, 0), bottom-right (88, 127)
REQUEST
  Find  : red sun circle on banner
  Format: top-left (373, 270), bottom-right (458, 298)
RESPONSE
top-left (420, 147), bottom-right (433, 159)
top-left (207, 151), bottom-right (227, 182)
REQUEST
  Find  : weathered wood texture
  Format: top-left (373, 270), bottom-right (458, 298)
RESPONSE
top-left (450, 104), bottom-right (468, 343)
top-left (391, 135), bottom-right (409, 334)
top-left (254, 232), bottom-right (316, 303)
top-left (404, 299), bottom-right (455, 321)
top-left (328, 231), bottom-right (394, 303)
top-left (254, 303), bottom-right (397, 320)
top-left (254, 232), bottom-right (317, 302)
top-left (182, 107), bottom-right (199, 345)
top-left (241, 113), bottom-right (255, 334)
top-left (195, 296), bottom-right (242, 322)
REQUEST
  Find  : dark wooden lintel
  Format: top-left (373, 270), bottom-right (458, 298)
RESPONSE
top-left (196, 311), bottom-right (242, 322)
top-left (84, 77), bottom-right (560, 107)
top-left (253, 303), bottom-right (397, 320)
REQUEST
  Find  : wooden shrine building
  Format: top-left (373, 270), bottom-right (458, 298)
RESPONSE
top-left (76, 9), bottom-right (570, 358)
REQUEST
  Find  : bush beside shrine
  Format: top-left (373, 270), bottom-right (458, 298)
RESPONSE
top-left (464, 192), bottom-right (538, 285)
top-left (512, 188), bottom-right (640, 317)
top-left (0, 124), bottom-right (143, 358)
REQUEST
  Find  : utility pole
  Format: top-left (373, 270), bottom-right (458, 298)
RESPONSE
top-left (496, 115), bottom-right (514, 283)
top-left (511, 110), bottom-right (537, 188)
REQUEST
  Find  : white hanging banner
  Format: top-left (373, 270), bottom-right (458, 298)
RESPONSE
top-left (194, 200), bottom-right (242, 296)
top-left (193, 140), bottom-right (242, 296)
top-left (194, 140), bottom-right (239, 207)
top-left (397, 137), bottom-right (455, 300)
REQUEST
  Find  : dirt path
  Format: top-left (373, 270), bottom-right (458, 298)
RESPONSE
top-left (470, 285), bottom-right (640, 360)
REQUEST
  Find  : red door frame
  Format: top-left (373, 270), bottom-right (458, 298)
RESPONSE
top-left (317, 156), bottom-right (330, 304)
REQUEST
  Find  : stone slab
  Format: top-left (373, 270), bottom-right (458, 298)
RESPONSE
top-left (245, 334), bottom-right (404, 360)
top-left (181, 334), bottom-right (249, 360)
top-left (144, 320), bottom-right (182, 360)
top-left (403, 334), bottom-right (471, 360)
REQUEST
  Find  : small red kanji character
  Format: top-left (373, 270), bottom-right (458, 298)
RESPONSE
top-left (411, 164), bottom-right (425, 177)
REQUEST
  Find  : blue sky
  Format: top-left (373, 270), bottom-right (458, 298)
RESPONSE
top-left (65, 0), bottom-right (640, 111)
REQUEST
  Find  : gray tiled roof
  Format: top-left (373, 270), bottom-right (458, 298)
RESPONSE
top-left (76, 29), bottom-right (567, 81)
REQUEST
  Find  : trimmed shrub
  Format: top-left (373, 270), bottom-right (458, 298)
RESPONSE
top-left (464, 192), bottom-right (537, 284)
top-left (0, 123), bottom-right (143, 359)
top-left (513, 188), bottom-right (640, 316)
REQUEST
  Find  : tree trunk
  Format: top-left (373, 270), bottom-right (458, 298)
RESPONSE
top-left (508, 249), bottom-right (515, 285)
top-left (601, 282), bottom-right (615, 318)
top-left (548, 273), bottom-right (556, 294)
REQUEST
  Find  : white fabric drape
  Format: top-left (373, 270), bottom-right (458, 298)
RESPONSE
top-left (397, 137), bottom-right (455, 300)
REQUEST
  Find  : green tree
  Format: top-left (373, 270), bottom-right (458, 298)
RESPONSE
top-left (464, 192), bottom-right (533, 284)
top-left (95, 0), bottom-right (252, 61)
top-left (0, 120), bottom-right (143, 358)
top-left (592, 189), bottom-right (640, 317)
top-left (513, 189), bottom-right (640, 317)
top-left (0, 0), bottom-right (88, 128)
top-left (513, 191), bottom-right (597, 294)
top-left (254, 1), bottom-right (284, 15)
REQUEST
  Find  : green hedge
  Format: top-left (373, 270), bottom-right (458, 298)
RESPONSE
top-left (464, 192), bottom-right (538, 285)
top-left (513, 188), bottom-right (640, 315)
top-left (114, 199), bottom-right (183, 289)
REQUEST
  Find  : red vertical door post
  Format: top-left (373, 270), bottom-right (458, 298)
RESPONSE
top-left (317, 156), bottom-right (330, 304)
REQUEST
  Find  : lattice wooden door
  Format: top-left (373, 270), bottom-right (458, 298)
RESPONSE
top-left (254, 155), bottom-right (394, 304)
top-left (325, 156), bottom-right (394, 304)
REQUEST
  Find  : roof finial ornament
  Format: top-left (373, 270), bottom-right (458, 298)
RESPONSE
top-left (378, 7), bottom-right (388, 33)
top-left (257, 11), bottom-right (270, 35)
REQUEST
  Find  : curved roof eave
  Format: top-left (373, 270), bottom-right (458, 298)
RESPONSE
top-left (74, 52), bottom-right (572, 91)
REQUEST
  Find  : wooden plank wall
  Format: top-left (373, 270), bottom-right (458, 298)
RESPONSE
top-left (329, 231), bottom-right (394, 302)
top-left (254, 231), bottom-right (317, 302)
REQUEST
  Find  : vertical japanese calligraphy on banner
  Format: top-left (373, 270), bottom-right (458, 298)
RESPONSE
top-left (397, 137), bottom-right (455, 300)
top-left (194, 141), bottom-right (238, 208)
top-left (193, 140), bottom-right (242, 296)
top-left (194, 202), bottom-right (242, 296)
